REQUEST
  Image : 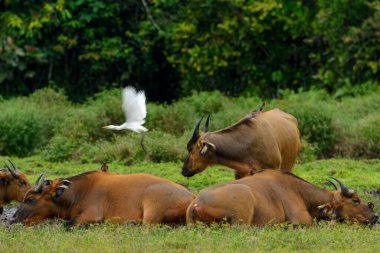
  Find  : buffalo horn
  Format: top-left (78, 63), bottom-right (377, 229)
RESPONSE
top-left (204, 115), bottom-right (210, 132)
top-left (326, 179), bottom-right (339, 191)
top-left (329, 176), bottom-right (355, 197)
top-left (191, 116), bottom-right (204, 141)
top-left (36, 172), bottom-right (46, 192)
top-left (34, 172), bottom-right (46, 188)
top-left (3, 160), bottom-right (20, 178)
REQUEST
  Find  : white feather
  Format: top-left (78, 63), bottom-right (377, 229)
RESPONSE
top-left (103, 86), bottom-right (148, 133)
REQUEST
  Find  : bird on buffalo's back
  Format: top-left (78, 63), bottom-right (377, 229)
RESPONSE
top-left (103, 86), bottom-right (148, 150)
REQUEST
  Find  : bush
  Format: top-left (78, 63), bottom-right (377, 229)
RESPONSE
top-left (2, 87), bottom-right (380, 161)
top-left (274, 90), bottom-right (336, 157)
top-left (145, 131), bottom-right (187, 163)
top-left (42, 136), bottom-right (79, 162)
top-left (357, 113), bottom-right (380, 157)
top-left (0, 102), bottom-right (43, 156)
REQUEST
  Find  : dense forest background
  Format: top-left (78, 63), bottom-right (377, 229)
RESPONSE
top-left (1, 0), bottom-right (380, 102)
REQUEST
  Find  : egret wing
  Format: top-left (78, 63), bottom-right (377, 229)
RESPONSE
top-left (122, 87), bottom-right (147, 124)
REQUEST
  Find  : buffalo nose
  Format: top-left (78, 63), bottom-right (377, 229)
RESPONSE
top-left (181, 168), bottom-right (196, 178)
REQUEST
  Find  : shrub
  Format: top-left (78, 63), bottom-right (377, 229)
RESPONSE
top-left (42, 136), bottom-right (79, 162)
top-left (0, 100), bottom-right (47, 156)
top-left (357, 113), bottom-right (380, 157)
top-left (274, 90), bottom-right (336, 157)
top-left (145, 131), bottom-right (187, 163)
top-left (80, 133), bottom-right (145, 164)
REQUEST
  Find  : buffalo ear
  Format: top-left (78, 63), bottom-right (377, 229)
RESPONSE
top-left (318, 203), bottom-right (333, 215)
top-left (200, 141), bottom-right (216, 155)
top-left (54, 180), bottom-right (72, 198)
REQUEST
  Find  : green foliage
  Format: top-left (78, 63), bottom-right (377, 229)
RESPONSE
top-left (0, 89), bottom-right (66, 156)
top-left (1, 88), bottom-right (380, 161)
top-left (0, 102), bottom-right (43, 156)
top-left (273, 90), bottom-right (336, 156)
top-left (145, 130), bottom-right (186, 163)
top-left (42, 136), bottom-right (79, 162)
top-left (1, 0), bottom-right (380, 101)
top-left (147, 91), bottom-right (230, 135)
top-left (357, 113), bottom-right (380, 156)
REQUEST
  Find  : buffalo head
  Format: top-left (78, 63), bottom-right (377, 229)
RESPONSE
top-left (13, 173), bottom-right (72, 225)
top-left (319, 177), bottom-right (378, 225)
top-left (0, 160), bottom-right (31, 214)
top-left (182, 116), bottom-right (217, 177)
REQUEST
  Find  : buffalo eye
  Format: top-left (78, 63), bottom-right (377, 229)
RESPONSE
top-left (18, 180), bottom-right (27, 186)
top-left (0, 178), bottom-right (9, 185)
top-left (368, 202), bottom-right (374, 209)
top-left (25, 197), bottom-right (35, 204)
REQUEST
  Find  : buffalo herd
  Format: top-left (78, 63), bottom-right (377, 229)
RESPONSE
top-left (1, 108), bottom-right (378, 226)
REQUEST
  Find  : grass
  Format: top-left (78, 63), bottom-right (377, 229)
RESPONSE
top-left (1, 222), bottom-right (379, 253)
top-left (0, 156), bottom-right (379, 252)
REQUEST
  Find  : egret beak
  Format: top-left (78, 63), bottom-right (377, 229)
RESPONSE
top-left (102, 126), bottom-right (109, 129)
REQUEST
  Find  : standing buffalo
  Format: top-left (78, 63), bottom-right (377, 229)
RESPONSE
top-left (0, 160), bottom-right (31, 214)
top-left (182, 108), bottom-right (301, 179)
top-left (14, 171), bottom-right (194, 226)
top-left (186, 170), bottom-right (378, 225)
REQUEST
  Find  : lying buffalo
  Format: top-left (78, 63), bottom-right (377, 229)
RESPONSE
top-left (0, 160), bottom-right (31, 214)
top-left (187, 170), bottom-right (378, 225)
top-left (182, 108), bottom-right (301, 179)
top-left (14, 171), bottom-right (194, 226)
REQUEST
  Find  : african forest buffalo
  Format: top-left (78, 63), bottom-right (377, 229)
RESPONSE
top-left (182, 108), bottom-right (301, 179)
top-left (0, 160), bottom-right (31, 214)
top-left (14, 171), bottom-right (194, 226)
top-left (187, 170), bottom-right (378, 225)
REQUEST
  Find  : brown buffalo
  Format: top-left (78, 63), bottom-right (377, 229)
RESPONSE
top-left (0, 160), bottom-right (31, 214)
top-left (187, 170), bottom-right (378, 225)
top-left (182, 108), bottom-right (301, 179)
top-left (14, 171), bottom-right (194, 226)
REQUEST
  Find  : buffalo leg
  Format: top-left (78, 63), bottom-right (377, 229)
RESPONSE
top-left (142, 184), bottom-right (193, 225)
top-left (287, 210), bottom-right (313, 225)
top-left (72, 207), bottom-right (103, 226)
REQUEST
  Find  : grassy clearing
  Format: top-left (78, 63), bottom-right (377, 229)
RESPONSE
top-left (0, 157), bottom-right (379, 252)
top-left (0, 222), bottom-right (379, 253)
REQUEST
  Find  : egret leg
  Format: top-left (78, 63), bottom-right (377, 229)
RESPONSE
top-left (140, 133), bottom-right (146, 153)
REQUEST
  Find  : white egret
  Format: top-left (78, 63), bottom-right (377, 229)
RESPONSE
top-left (103, 86), bottom-right (148, 132)
top-left (103, 86), bottom-right (148, 150)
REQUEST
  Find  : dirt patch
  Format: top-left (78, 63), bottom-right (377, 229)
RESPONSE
top-left (0, 207), bottom-right (17, 224)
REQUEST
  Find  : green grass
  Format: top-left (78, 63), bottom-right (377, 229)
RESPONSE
top-left (1, 157), bottom-right (380, 252)
top-left (1, 222), bottom-right (379, 253)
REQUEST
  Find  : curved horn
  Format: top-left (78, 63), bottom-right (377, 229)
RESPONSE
top-left (326, 179), bottom-right (339, 191)
top-left (34, 172), bottom-right (46, 187)
top-left (8, 159), bottom-right (21, 177)
top-left (191, 116), bottom-right (204, 141)
top-left (204, 115), bottom-right (210, 132)
top-left (36, 172), bottom-right (46, 192)
top-left (329, 176), bottom-right (354, 197)
top-left (3, 161), bottom-right (19, 178)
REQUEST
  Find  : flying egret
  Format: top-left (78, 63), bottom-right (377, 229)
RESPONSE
top-left (103, 86), bottom-right (148, 150)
